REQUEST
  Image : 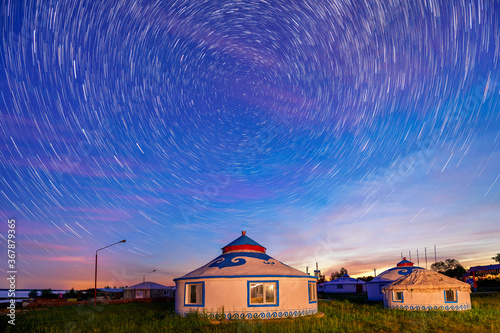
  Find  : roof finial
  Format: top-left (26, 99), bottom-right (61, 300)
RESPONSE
top-left (242, 231), bottom-right (246, 236)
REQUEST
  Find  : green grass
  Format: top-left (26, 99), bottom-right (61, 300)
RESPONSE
top-left (1, 293), bottom-right (499, 332)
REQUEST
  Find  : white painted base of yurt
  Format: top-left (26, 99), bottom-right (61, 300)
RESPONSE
top-left (383, 290), bottom-right (471, 311)
top-left (176, 277), bottom-right (318, 319)
top-left (323, 285), bottom-right (357, 293)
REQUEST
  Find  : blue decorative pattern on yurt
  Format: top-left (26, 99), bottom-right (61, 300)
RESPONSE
top-left (179, 308), bottom-right (318, 319)
top-left (208, 252), bottom-right (272, 269)
top-left (388, 304), bottom-right (471, 311)
top-left (396, 268), bottom-right (415, 276)
top-left (370, 266), bottom-right (425, 284)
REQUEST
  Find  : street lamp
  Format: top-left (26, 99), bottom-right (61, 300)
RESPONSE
top-left (143, 269), bottom-right (156, 283)
top-left (94, 239), bottom-right (126, 305)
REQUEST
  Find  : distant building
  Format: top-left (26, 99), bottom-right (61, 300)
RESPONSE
top-left (174, 231), bottom-right (318, 319)
top-left (319, 274), bottom-right (366, 293)
top-left (383, 270), bottom-right (471, 311)
top-left (367, 258), bottom-right (425, 301)
top-left (462, 264), bottom-right (500, 289)
top-left (123, 282), bottom-right (175, 299)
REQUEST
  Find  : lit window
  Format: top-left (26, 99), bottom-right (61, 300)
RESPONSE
top-left (394, 291), bottom-right (403, 302)
top-left (309, 282), bottom-right (317, 303)
top-left (185, 282), bottom-right (204, 306)
top-left (337, 284), bottom-right (343, 289)
top-left (248, 281), bottom-right (278, 306)
top-left (445, 290), bottom-right (457, 302)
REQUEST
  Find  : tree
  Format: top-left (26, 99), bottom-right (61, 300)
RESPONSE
top-left (357, 276), bottom-right (374, 282)
top-left (492, 253), bottom-right (500, 263)
top-left (63, 288), bottom-right (78, 298)
top-left (40, 288), bottom-right (56, 298)
top-left (431, 259), bottom-right (461, 272)
top-left (430, 261), bottom-right (447, 272)
top-left (431, 259), bottom-right (466, 278)
top-left (330, 267), bottom-right (348, 280)
top-left (28, 289), bottom-right (38, 298)
top-left (443, 265), bottom-right (467, 278)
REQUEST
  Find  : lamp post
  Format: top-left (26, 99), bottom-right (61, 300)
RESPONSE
top-left (94, 239), bottom-right (126, 305)
top-left (143, 269), bottom-right (156, 283)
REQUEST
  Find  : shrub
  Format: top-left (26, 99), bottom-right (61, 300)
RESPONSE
top-left (28, 289), bottom-right (38, 298)
top-left (63, 288), bottom-right (78, 299)
top-left (40, 289), bottom-right (56, 298)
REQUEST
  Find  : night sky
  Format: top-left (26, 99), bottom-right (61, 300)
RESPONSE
top-left (1, 0), bottom-right (499, 289)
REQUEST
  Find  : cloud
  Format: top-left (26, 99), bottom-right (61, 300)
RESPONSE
top-left (23, 254), bottom-right (88, 263)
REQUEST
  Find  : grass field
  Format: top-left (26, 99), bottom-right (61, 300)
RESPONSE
top-left (1, 293), bottom-right (498, 332)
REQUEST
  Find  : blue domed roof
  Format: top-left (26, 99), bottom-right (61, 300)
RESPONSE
top-left (369, 266), bottom-right (425, 283)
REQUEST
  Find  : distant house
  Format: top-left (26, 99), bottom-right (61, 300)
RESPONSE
top-left (382, 270), bottom-right (471, 311)
top-left (320, 274), bottom-right (366, 293)
top-left (123, 282), bottom-right (175, 299)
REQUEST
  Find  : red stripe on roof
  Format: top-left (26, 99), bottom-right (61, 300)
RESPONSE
top-left (222, 244), bottom-right (266, 253)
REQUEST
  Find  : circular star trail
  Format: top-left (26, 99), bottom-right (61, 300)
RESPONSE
top-left (1, 0), bottom-right (499, 288)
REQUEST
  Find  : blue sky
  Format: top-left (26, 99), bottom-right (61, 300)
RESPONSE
top-left (0, 0), bottom-right (499, 289)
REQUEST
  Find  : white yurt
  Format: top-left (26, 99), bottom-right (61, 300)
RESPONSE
top-left (321, 274), bottom-right (366, 293)
top-left (367, 258), bottom-right (425, 301)
top-left (174, 231), bottom-right (318, 319)
top-left (382, 270), bottom-right (471, 311)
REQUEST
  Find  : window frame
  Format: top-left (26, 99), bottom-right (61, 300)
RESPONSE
top-left (336, 284), bottom-right (343, 289)
top-left (444, 289), bottom-right (458, 303)
top-left (247, 280), bottom-right (279, 307)
top-left (308, 281), bottom-right (317, 304)
top-left (184, 282), bottom-right (205, 307)
top-left (392, 291), bottom-right (404, 302)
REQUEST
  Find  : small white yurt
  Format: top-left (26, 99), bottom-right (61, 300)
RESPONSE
top-left (382, 270), bottom-right (471, 311)
top-left (321, 274), bottom-right (366, 293)
top-left (367, 258), bottom-right (425, 301)
top-left (174, 231), bottom-right (318, 319)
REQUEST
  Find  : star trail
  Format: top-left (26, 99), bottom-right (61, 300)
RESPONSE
top-left (1, 0), bottom-right (499, 289)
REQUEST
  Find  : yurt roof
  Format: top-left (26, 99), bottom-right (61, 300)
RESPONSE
top-left (369, 258), bottom-right (425, 283)
top-left (175, 232), bottom-right (314, 281)
top-left (125, 281), bottom-right (171, 289)
top-left (382, 270), bottom-right (471, 293)
top-left (222, 232), bottom-right (266, 252)
top-left (325, 274), bottom-right (366, 285)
